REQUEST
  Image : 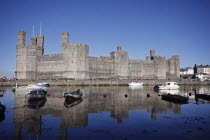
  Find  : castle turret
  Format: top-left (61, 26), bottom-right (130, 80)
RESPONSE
top-left (150, 50), bottom-right (155, 60)
top-left (62, 32), bottom-right (69, 53)
top-left (37, 35), bottom-right (44, 54)
top-left (18, 31), bottom-right (26, 45)
top-left (30, 37), bottom-right (37, 45)
top-left (62, 32), bottom-right (69, 44)
top-left (117, 46), bottom-right (122, 51)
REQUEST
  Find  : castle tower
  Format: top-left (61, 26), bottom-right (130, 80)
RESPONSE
top-left (173, 55), bottom-right (180, 77)
top-left (61, 32), bottom-right (89, 79)
top-left (166, 55), bottom-right (180, 79)
top-left (16, 31), bottom-right (27, 79)
top-left (18, 31), bottom-right (26, 45)
top-left (16, 31), bottom-right (44, 80)
top-left (37, 35), bottom-right (44, 54)
top-left (110, 46), bottom-right (129, 79)
top-left (30, 37), bottom-right (37, 45)
top-left (62, 32), bottom-right (69, 53)
top-left (153, 56), bottom-right (167, 79)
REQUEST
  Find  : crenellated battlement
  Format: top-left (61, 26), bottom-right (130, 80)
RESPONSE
top-left (154, 55), bottom-right (166, 59)
top-left (62, 32), bottom-right (69, 36)
top-left (70, 42), bottom-right (88, 46)
top-left (18, 30), bottom-right (26, 35)
top-left (129, 59), bottom-right (147, 63)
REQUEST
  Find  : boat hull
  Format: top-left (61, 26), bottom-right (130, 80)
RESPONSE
top-left (158, 86), bottom-right (180, 90)
top-left (161, 94), bottom-right (189, 103)
top-left (28, 94), bottom-right (46, 100)
top-left (64, 91), bottom-right (84, 99)
top-left (128, 83), bottom-right (143, 86)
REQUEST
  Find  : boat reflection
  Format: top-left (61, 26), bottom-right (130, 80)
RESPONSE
top-left (158, 89), bottom-right (179, 95)
top-left (64, 97), bottom-right (83, 108)
top-left (0, 102), bottom-right (6, 122)
top-left (27, 98), bottom-right (47, 109)
top-left (128, 85), bottom-right (143, 90)
top-left (194, 87), bottom-right (210, 104)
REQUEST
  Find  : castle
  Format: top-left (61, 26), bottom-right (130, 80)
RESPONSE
top-left (16, 31), bottom-right (180, 80)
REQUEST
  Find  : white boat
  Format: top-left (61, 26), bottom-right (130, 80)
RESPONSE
top-left (154, 82), bottom-right (180, 90)
top-left (28, 82), bottom-right (49, 88)
top-left (13, 82), bottom-right (49, 94)
top-left (129, 82), bottom-right (143, 86)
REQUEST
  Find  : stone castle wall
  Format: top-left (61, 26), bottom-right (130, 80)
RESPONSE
top-left (16, 31), bottom-right (180, 80)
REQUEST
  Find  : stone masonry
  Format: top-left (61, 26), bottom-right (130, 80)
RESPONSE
top-left (16, 31), bottom-right (180, 80)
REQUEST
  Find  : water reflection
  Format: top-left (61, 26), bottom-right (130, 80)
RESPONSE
top-left (27, 98), bottom-right (47, 109)
top-left (9, 85), bottom-right (210, 139)
top-left (158, 89), bottom-right (179, 95)
top-left (0, 102), bottom-right (6, 122)
top-left (194, 87), bottom-right (210, 104)
top-left (64, 97), bottom-right (83, 108)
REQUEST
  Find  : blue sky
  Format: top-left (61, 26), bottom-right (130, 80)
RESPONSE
top-left (0, 0), bottom-right (210, 78)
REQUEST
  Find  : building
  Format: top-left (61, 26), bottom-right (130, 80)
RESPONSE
top-left (180, 67), bottom-right (194, 79)
top-left (16, 31), bottom-right (180, 80)
top-left (194, 64), bottom-right (210, 80)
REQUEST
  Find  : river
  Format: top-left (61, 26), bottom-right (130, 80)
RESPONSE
top-left (0, 85), bottom-right (210, 140)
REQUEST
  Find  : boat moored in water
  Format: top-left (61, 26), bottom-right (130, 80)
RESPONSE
top-left (128, 82), bottom-right (143, 86)
top-left (161, 94), bottom-right (189, 103)
top-left (27, 89), bottom-right (47, 100)
top-left (154, 82), bottom-right (180, 90)
top-left (64, 89), bottom-right (84, 99)
top-left (13, 82), bottom-right (50, 94)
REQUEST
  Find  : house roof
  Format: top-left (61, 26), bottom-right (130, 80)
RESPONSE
top-left (196, 65), bottom-right (210, 68)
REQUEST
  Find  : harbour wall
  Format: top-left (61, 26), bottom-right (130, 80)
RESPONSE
top-left (1, 80), bottom-right (210, 87)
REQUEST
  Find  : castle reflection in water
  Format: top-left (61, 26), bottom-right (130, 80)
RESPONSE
top-left (14, 86), bottom-right (187, 139)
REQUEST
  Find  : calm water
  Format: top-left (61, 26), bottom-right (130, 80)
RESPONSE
top-left (0, 85), bottom-right (210, 140)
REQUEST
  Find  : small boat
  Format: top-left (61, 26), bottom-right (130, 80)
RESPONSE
top-left (64, 97), bottom-right (83, 108)
top-left (64, 89), bottom-right (84, 99)
top-left (13, 82), bottom-right (49, 93)
top-left (27, 89), bottom-right (47, 100)
top-left (28, 82), bottom-right (50, 88)
top-left (154, 82), bottom-right (180, 90)
top-left (27, 98), bottom-right (47, 109)
top-left (129, 82), bottom-right (143, 86)
top-left (161, 94), bottom-right (189, 103)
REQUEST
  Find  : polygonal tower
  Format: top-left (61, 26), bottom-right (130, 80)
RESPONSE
top-left (16, 31), bottom-right (27, 79)
top-left (16, 31), bottom-right (44, 80)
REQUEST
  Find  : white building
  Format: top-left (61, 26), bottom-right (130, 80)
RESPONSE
top-left (194, 65), bottom-right (210, 80)
top-left (180, 67), bottom-right (194, 75)
top-left (180, 67), bottom-right (194, 78)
